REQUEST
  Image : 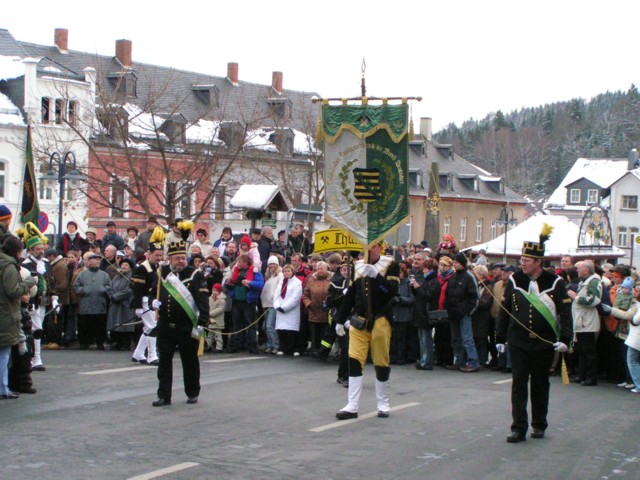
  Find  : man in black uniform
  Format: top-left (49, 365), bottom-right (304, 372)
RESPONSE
top-left (152, 240), bottom-right (209, 407)
top-left (131, 238), bottom-right (164, 364)
top-left (334, 242), bottom-right (399, 419)
top-left (496, 225), bottom-right (572, 443)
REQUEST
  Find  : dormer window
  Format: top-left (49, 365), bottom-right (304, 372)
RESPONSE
top-left (96, 105), bottom-right (129, 141)
top-left (458, 174), bottom-right (479, 192)
top-left (160, 114), bottom-right (188, 144)
top-left (192, 84), bottom-right (219, 107)
top-left (439, 172), bottom-right (453, 191)
top-left (268, 128), bottom-right (294, 156)
top-left (219, 121), bottom-right (245, 150)
top-left (108, 71), bottom-right (137, 97)
top-left (267, 97), bottom-right (292, 120)
top-left (409, 169), bottom-right (423, 189)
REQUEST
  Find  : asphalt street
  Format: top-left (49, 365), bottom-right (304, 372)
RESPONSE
top-left (1, 349), bottom-right (639, 480)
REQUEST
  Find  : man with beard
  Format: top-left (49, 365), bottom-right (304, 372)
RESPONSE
top-left (20, 225), bottom-right (57, 371)
top-left (152, 240), bottom-right (209, 407)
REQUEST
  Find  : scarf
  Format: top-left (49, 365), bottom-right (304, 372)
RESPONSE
top-left (437, 269), bottom-right (454, 309)
top-left (280, 277), bottom-right (289, 299)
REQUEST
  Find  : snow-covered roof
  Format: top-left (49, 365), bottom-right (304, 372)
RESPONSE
top-left (229, 184), bottom-right (290, 211)
top-left (0, 92), bottom-right (24, 126)
top-left (465, 214), bottom-right (624, 259)
top-left (545, 158), bottom-right (629, 208)
top-left (0, 55), bottom-right (24, 81)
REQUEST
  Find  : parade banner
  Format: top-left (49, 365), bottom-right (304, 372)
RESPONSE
top-left (20, 126), bottom-right (40, 225)
top-left (322, 103), bottom-right (409, 248)
top-left (313, 228), bottom-right (364, 253)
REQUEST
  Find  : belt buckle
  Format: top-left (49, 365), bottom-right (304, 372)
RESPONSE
top-left (169, 323), bottom-right (176, 329)
top-left (528, 332), bottom-right (536, 339)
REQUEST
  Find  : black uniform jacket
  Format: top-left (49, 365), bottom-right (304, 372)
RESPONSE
top-left (155, 265), bottom-right (210, 333)
top-left (131, 260), bottom-right (158, 308)
top-left (496, 269), bottom-right (572, 350)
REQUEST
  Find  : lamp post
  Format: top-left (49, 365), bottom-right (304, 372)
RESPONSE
top-left (39, 151), bottom-right (86, 243)
top-left (497, 203), bottom-right (518, 264)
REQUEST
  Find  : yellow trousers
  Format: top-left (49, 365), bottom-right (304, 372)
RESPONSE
top-left (348, 316), bottom-right (391, 369)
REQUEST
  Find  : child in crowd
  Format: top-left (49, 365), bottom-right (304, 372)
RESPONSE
top-left (207, 284), bottom-right (226, 353)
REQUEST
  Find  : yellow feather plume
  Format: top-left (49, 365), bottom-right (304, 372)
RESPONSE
top-left (24, 222), bottom-right (48, 244)
top-left (539, 223), bottom-right (553, 245)
top-left (177, 220), bottom-right (194, 232)
top-left (149, 226), bottom-right (166, 244)
top-left (16, 227), bottom-right (25, 238)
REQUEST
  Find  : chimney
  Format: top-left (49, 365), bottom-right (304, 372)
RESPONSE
top-left (115, 39), bottom-right (133, 68)
top-left (54, 28), bottom-right (68, 53)
top-left (227, 62), bottom-right (239, 85)
top-left (420, 117), bottom-right (432, 142)
top-left (629, 148), bottom-right (639, 170)
top-left (272, 71), bottom-right (283, 94)
top-left (22, 58), bottom-right (40, 122)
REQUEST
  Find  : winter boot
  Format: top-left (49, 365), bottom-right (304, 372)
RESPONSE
top-left (375, 379), bottom-right (390, 418)
top-left (336, 375), bottom-right (363, 420)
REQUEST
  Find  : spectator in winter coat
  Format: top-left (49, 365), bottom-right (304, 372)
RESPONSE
top-left (472, 265), bottom-right (493, 367)
top-left (391, 262), bottom-right (415, 365)
top-left (444, 253), bottom-right (480, 372)
top-left (273, 264), bottom-right (303, 356)
top-left (302, 261), bottom-right (332, 355)
top-left (56, 221), bottom-right (89, 254)
top-left (101, 221), bottom-right (125, 253)
top-left (207, 284), bottom-right (226, 353)
top-left (435, 255), bottom-right (455, 367)
top-left (411, 257), bottom-right (440, 370)
top-left (73, 254), bottom-right (112, 350)
top-left (261, 256), bottom-right (282, 354)
top-left (106, 258), bottom-right (136, 351)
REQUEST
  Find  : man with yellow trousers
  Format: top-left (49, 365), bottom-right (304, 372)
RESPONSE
top-left (334, 242), bottom-right (399, 419)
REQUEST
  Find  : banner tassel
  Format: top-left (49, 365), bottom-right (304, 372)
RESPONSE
top-left (197, 335), bottom-right (204, 357)
top-left (561, 358), bottom-right (569, 385)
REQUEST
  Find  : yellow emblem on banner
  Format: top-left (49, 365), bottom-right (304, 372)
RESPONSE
top-left (313, 229), bottom-right (364, 253)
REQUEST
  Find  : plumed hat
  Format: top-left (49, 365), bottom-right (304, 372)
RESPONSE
top-left (18, 222), bottom-right (48, 250)
top-left (522, 223), bottom-right (553, 259)
top-left (167, 240), bottom-right (187, 256)
top-left (148, 226), bottom-right (166, 252)
top-left (177, 220), bottom-right (194, 241)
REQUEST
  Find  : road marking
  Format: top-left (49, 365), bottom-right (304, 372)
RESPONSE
top-left (127, 462), bottom-right (199, 480)
top-left (79, 366), bottom-right (155, 375)
top-left (493, 378), bottom-right (513, 385)
top-left (202, 357), bottom-right (267, 364)
top-left (79, 356), bottom-right (266, 375)
top-left (308, 402), bottom-right (421, 432)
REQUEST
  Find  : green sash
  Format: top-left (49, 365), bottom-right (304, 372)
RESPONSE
top-left (162, 272), bottom-right (198, 328)
top-left (521, 290), bottom-right (560, 338)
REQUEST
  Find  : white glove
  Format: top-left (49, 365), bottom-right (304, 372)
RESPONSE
top-left (151, 299), bottom-right (162, 310)
top-left (335, 324), bottom-right (346, 337)
top-left (344, 320), bottom-right (351, 330)
top-left (553, 342), bottom-right (568, 353)
top-left (36, 262), bottom-right (46, 275)
top-left (343, 288), bottom-right (348, 295)
top-left (51, 298), bottom-right (59, 312)
top-left (142, 296), bottom-right (149, 307)
top-left (599, 304), bottom-right (612, 314)
top-left (135, 308), bottom-right (144, 318)
top-left (496, 343), bottom-right (506, 354)
top-left (362, 264), bottom-right (378, 278)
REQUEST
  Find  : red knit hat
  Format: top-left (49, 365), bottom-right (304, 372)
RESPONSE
top-left (212, 283), bottom-right (223, 293)
top-left (240, 235), bottom-right (251, 248)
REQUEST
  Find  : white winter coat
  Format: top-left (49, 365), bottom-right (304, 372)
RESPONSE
top-left (624, 303), bottom-right (640, 351)
top-left (273, 275), bottom-right (302, 331)
top-left (261, 270), bottom-right (283, 308)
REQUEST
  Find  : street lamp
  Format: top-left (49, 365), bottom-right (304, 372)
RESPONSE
top-left (497, 203), bottom-right (518, 264)
top-left (39, 151), bottom-right (86, 243)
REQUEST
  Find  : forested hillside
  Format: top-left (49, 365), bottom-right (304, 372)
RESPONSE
top-left (434, 84), bottom-right (640, 198)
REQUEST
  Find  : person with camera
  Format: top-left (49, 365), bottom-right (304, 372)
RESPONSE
top-left (333, 241), bottom-right (399, 420)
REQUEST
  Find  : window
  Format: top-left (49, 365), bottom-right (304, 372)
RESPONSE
top-left (0, 162), bottom-right (4, 198)
top-left (166, 181), bottom-right (194, 218)
top-left (622, 195), bottom-right (638, 210)
top-left (212, 186), bottom-right (226, 220)
top-left (460, 217), bottom-right (467, 242)
top-left (444, 216), bottom-right (451, 235)
top-left (39, 179), bottom-right (53, 200)
top-left (409, 170), bottom-right (423, 189)
top-left (68, 101), bottom-right (77, 125)
top-left (587, 189), bottom-right (598, 204)
top-left (569, 189), bottom-right (581, 204)
top-left (55, 98), bottom-right (65, 124)
top-left (476, 219), bottom-right (483, 242)
top-left (491, 219), bottom-right (498, 240)
top-left (41, 97), bottom-right (51, 124)
top-left (618, 227), bottom-right (628, 247)
top-left (192, 85), bottom-right (219, 107)
top-left (267, 98), bottom-right (292, 120)
top-left (111, 179), bottom-right (128, 218)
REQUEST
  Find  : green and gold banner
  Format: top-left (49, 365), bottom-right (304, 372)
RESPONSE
top-left (322, 103), bottom-right (409, 248)
top-left (20, 126), bottom-right (40, 225)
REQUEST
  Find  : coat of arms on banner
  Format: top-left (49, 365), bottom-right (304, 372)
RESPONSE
top-left (322, 103), bottom-right (409, 247)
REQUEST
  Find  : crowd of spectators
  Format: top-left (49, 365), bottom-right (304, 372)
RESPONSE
top-left (2, 205), bottom-right (640, 401)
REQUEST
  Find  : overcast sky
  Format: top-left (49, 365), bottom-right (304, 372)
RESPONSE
top-left (4, 1), bottom-right (638, 131)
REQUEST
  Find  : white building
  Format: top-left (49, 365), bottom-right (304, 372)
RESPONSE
top-left (0, 50), bottom-right (94, 236)
top-left (607, 160), bottom-right (640, 266)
